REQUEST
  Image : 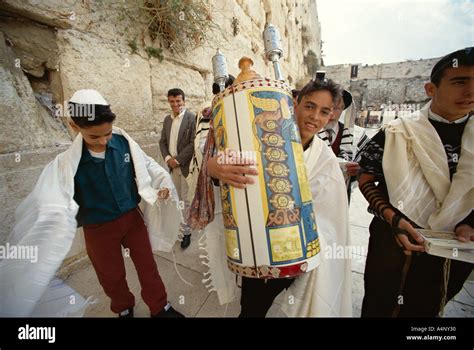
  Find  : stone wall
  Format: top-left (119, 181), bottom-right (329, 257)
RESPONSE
top-left (323, 57), bottom-right (440, 107)
top-left (0, 0), bottom-right (322, 250)
top-left (324, 57), bottom-right (440, 88)
top-left (349, 76), bottom-right (430, 109)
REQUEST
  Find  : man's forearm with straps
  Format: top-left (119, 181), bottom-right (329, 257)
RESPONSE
top-left (358, 173), bottom-right (425, 253)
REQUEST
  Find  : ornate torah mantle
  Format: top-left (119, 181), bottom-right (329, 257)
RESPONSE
top-left (212, 78), bottom-right (321, 279)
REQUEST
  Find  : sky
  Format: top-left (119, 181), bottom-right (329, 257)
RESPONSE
top-left (317, 0), bottom-right (474, 65)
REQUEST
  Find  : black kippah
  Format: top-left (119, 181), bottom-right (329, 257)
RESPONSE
top-left (212, 74), bottom-right (235, 95)
top-left (430, 47), bottom-right (474, 82)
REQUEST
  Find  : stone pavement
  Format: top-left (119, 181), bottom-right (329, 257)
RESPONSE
top-left (66, 188), bottom-right (473, 318)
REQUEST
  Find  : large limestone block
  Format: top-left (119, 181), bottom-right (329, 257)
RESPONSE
top-left (235, 0), bottom-right (265, 30)
top-left (262, 0), bottom-right (288, 30)
top-left (161, 0), bottom-right (319, 86)
top-left (0, 17), bottom-right (59, 77)
top-left (0, 0), bottom-right (91, 30)
top-left (57, 29), bottom-right (154, 133)
top-left (405, 77), bottom-right (430, 103)
top-left (0, 32), bottom-right (69, 153)
top-left (150, 59), bottom-right (206, 121)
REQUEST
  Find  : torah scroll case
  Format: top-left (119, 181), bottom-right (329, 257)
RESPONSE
top-left (211, 54), bottom-right (321, 279)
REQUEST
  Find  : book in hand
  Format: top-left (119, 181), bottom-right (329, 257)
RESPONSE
top-left (417, 229), bottom-right (474, 263)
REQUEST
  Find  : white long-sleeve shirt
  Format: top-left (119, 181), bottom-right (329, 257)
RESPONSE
top-left (165, 109), bottom-right (186, 164)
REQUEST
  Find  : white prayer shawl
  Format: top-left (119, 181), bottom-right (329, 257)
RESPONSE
top-left (383, 102), bottom-right (473, 230)
top-left (0, 127), bottom-right (182, 316)
top-left (200, 137), bottom-right (352, 317)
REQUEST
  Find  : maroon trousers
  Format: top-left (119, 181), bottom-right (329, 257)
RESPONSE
top-left (83, 208), bottom-right (167, 315)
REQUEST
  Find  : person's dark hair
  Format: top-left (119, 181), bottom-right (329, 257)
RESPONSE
top-left (291, 89), bottom-right (300, 99)
top-left (431, 47), bottom-right (473, 86)
top-left (297, 78), bottom-right (342, 104)
top-left (68, 103), bottom-right (116, 128)
top-left (167, 88), bottom-right (185, 101)
top-left (212, 74), bottom-right (235, 95)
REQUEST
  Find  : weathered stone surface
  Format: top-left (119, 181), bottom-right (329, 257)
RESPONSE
top-left (405, 77), bottom-right (431, 103)
top-left (150, 59), bottom-right (206, 127)
top-left (0, 16), bottom-right (59, 77)
top-left (0, 31), bottom-right (70, 154)
top-left (325, 58), bottom-right (439, 88)
top-left (349, 77), bottom-right (430, 107)
top-left (236, 0), bottom-right (265, 30)
top-left (0, 0), bottom-right (90, 30)
top-left (324, 58), bottom-right (439, 107)
top-left (57, 29), bottom-right (154, 133)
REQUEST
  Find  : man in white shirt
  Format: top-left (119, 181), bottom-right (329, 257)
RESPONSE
top-left (159, 88), bottom-right (196, 248)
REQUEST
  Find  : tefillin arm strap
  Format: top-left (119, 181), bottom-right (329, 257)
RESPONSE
top-left (360, 181), bottom-right (395, 221)
top-left (359, 181), bottom-right (419, 232)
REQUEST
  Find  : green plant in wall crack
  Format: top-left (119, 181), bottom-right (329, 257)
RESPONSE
top-left (114, 0), bottom-right (219, 55)
top-left (128, 38), bottom-right (138, 54)
top-left (96, 0), bottom-right (225, 57)
top-left (145, 46), bottom-right (164, 61)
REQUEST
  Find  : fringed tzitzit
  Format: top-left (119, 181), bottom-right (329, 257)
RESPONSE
top-left (187, 124), bottom-right (216, 230)
top-left (198, 233), bottom-right (215, 292)
top-left (438, 258), bottom-right (452, 317)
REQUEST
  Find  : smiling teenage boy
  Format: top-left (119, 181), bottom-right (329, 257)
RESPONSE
top-left (0, 89), bottom-right (185, 318)
top-left (201, 78), bottom-right (352, 317)
top-left (358, 48), bottom-right (473, 317)
top-left (69, 89), bottom-right (186, 318)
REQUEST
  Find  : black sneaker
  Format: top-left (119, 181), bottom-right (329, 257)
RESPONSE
top-left (151, 305), bottom-right (185, 318)
top-left (180, 234), bottom-right (191, 249)
top-left (118, 307), bottom-right (134, 318)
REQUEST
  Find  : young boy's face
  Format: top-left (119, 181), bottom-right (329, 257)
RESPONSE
top-left (295, 90), bottom-right (334, 143)
top-left (70, 121), bottom-right (113, 152)
top-left (425, 66), bottom-right (474, 120)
